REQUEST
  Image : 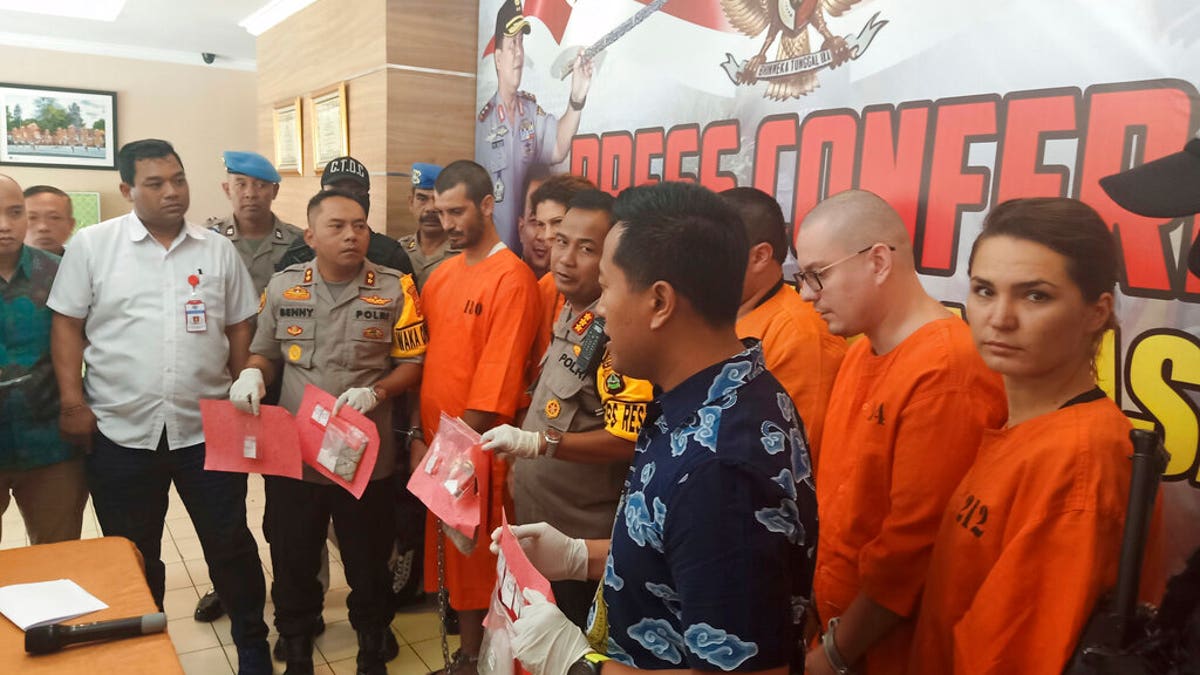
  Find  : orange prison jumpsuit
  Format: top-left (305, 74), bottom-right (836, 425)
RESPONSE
top-left (907, 394), bottom-right (1165, 675)
top-left (419, 248), bottom-right (540, 610)
top-left (813, 317), bottom-right (1006, 675)
top-left (736, 282), bottom-right (846, 461)
top-left (530, 272), bottom-right (564, 378)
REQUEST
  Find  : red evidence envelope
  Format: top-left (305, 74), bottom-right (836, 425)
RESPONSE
top-left (406, 413), bottom-right (487, 542)
top-left (296, 384), bottom-right (381, 499)
top-left (496, 511), bottom-right (555, 605)
top-left (199, 399), bottom-right (303, 479)
top-left (481, 511), bottom-right (556, 675)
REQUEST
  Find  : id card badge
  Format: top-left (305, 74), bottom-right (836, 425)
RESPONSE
top-left (185, 298), bottom-right (208, 333)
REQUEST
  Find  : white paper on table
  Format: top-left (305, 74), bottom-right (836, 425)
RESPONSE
top-left (0, 579), bottom-right (108, 630)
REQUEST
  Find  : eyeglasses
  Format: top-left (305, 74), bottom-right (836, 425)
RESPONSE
top-left (794, 244), bottom-right (896, 292)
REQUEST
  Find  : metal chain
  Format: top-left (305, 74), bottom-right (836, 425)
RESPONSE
top-left (436, 519), bottom-right (451, 672)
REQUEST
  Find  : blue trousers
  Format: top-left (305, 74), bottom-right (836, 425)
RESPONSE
top-left (86, 432), bottom-right (268, 650)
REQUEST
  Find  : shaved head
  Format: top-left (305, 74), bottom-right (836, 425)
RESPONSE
top-left (801, 189), bottom-right (913, 267)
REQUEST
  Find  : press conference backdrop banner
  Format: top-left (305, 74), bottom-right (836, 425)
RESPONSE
top-left (474, 0), bottom-right (1200, 567)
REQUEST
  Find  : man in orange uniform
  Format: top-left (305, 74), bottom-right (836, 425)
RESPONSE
top-left (723, 187), bottom-right (846, 459)
top-left (794, 190), bottom-right (1006, 675)
top-left (418, 160), bottom-right (541, 674)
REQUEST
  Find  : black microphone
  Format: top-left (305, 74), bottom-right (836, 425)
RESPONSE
top-left (25, 612), bottom-right (167, 654)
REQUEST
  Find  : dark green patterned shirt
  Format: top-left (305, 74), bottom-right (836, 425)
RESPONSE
top-left (0, 246), bottom-right (76, 470)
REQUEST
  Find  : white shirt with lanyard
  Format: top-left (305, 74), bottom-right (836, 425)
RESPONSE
top-left (47, 211), bottom-right (258, 450)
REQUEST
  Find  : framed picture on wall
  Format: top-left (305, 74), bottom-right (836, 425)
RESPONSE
top-left (273, 97), bottom-right (303, 175)
top-left (0, 83), bottom-right (117, 170)
top-left (311, 82), bottom-right (348, 173)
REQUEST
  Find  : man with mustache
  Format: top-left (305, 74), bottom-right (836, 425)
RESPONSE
top-left (483, 188), bottom-right (651, 629)
top-left (399, 162), bottom-right (459, 290)
top-left (418, 159), bottom-right (541, 674)
top-left (207, 151), bottom-right (303, 294)
top-left (47, 139), bottom-right (272, 674)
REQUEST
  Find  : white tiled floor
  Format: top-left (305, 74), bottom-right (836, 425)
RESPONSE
top-left (0, 475), bottom-right (456, 675)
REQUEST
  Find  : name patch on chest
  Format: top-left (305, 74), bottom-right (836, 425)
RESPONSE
top-left (279, 307), bottom-right (314, 318)
top-left (355, 309), bottom-right (391, 321)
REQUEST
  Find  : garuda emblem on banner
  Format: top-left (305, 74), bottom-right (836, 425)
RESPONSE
top-left (721, 0), bottom-right (887, 100)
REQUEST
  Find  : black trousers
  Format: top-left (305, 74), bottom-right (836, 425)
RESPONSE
top-left (87, 433), bottom-right (268, 649)
top-left (265, 475), bottom-right (396, 637)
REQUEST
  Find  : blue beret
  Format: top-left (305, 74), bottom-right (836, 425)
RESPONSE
top-left (411, 162), bottom-right (443, 190)
top-left (223, 151), bottom-right (281, 183)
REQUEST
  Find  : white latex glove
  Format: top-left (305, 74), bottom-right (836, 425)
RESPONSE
top-left (512, 589), bottom-right (593, 675)
top-left (480, 423), bottom-right (542, 458)
top-left (490, 522), bottom-right (588, 581)
top-left (333, 387), bottom-right (378, 415)
top-left (229, 368), bottom-right (265, 415)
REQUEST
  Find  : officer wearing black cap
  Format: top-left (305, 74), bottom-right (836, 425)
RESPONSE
top-left (276, 156), bottom-right (415, 275)
top-left (399, 162), bottom-right (459, 289)
top-left (476, 0), bottom-right (594, 254)
top-left (208, 151), bottom-right (304, 293)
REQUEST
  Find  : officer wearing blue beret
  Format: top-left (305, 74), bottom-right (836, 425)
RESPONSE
top-left (207, 151), bottom-right (304, 294)
top-left (398, 162), bottom-right (460, 290)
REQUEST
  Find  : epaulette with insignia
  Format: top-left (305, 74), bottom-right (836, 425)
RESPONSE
top-left (518, 91), bottom-right (537, 103)
top-left (478, 101), bottom-right (494, 122)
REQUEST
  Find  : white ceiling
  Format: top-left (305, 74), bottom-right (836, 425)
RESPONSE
top-left (0, 0), bottom-right (291, 70)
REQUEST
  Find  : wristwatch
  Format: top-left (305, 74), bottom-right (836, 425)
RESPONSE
top-left (567, 652), bottom-right (608, 675)
top-left (542, 427), bottom-right (563, 458)
top-left (371, 384), bottom-right (388, 402)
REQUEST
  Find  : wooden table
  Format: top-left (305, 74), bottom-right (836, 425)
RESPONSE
top-left (0, 537), bottom-right (183, 674)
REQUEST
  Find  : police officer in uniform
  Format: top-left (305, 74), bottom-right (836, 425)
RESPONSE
top-left (479, 189), bottom-right (650, 628)
top-left (277, 156), bottom-right (415, 275)
top-left (196, 151), bottom-right (305, 624)
top-left (398, 162), bottom-right (459, 290)
top-left (476, 0), bottom-right (594, 252)
top-left (230, 188), bottom-right (426, 675)
top-left (208, 151), bottom-right (304, 293)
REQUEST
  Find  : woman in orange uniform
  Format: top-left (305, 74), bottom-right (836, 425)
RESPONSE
top-left (907, 197), bottom-right (1163, 674)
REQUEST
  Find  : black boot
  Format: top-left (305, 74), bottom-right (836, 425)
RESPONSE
top-left (355, 626), bottom-right (393, 675)
top-left (273, 616), bottom-right (326, 661)
top-left (280, 634), bottom-right (315, 675)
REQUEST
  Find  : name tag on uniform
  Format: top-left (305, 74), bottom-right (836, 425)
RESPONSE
top-left (185, 299), bottom-right (208, 333)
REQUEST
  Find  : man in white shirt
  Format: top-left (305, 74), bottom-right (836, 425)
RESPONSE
top-left (47, 139), bottom-right (271, 674)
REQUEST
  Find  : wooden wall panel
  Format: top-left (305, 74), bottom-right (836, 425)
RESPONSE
top-left (385, 69), bottom-right (476, 172)
top-left (257, 0), bottom-right (478, 239)
top-left (257, 0), bottom-right (387, 104)
top-left (386, 0), bottom-right (480, 75)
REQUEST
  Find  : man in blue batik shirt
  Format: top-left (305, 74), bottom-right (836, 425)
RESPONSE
top-left (498, 182), bottom-right (817, 675)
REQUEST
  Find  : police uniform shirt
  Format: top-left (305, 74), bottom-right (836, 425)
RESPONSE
top-left (251, 261), bottom-right (427, 484)
top-left (399, 232), bottom-right (459, 290)
top-left (475, 90), bottom-right (559, 251)
top-left (510, 300), bottom-right (651, 539)
top-left (208, 214), bottom-right (304, 294)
